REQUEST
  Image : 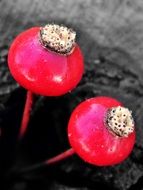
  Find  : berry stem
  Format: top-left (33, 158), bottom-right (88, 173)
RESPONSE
top-left (16, 148), bottom-right (75, 174)
top-left (45, 147), bottom-right (75, 164)
top-left (18, 90), bottom-right (33, 140)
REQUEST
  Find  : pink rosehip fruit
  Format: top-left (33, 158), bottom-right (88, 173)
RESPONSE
top-left (68, 96), bottom-right (135, 166)
top-left (8, 24), bottom-right (84, 96)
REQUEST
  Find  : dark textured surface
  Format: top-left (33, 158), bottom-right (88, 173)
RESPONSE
top-left (1, 0), bottom-right (143, 190)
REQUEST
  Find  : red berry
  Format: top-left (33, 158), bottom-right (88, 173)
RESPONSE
top-left (8, 24), bottom-right (84, 96)
top-left (68, 96), bottom-right (135, 166)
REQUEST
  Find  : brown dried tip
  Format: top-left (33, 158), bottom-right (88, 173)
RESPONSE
top-left (106, 106), bottom-right (134, 137)
top-left (40, 24), bottom-right (76, 55)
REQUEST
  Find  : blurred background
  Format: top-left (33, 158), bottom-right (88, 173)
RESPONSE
top-left (1, 0), bottom-right (143, 189)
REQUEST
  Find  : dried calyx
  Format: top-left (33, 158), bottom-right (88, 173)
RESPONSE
top-left (40, 24), bottom-right (76, 55)
top-left (106, 106), bottom-right (134, 137)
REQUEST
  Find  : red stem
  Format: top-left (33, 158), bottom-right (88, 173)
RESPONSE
top-left (18, 90), bottom-right (33, 140)
top-left (46, 148), bottom-right (75, 164)
top-left (17, 148), bottom-right (75, 174)
top-left (16, 91), bottom-right (75, 174)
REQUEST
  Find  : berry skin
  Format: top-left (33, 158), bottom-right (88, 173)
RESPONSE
top-left (8, 25), bottom-right (84, 96)
top-left (68, 96), bottom-right (135, 166)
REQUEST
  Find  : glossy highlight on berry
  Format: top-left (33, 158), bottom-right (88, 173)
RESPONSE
top-left (68, 96), bottom-right (135, 166)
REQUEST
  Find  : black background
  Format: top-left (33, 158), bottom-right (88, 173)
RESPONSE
top-left (0, 0), bottom-right (143, 189)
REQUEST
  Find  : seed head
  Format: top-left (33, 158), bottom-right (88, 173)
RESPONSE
top-left (40, 24), bottom-right (76, 55)
top-left (106, 106), bottom-right (134, 137)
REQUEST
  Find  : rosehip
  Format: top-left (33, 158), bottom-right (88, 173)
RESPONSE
top-left (8, 24), bottom-right (84, 96)
top-left (68, 96), bottom-right (135, 166)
